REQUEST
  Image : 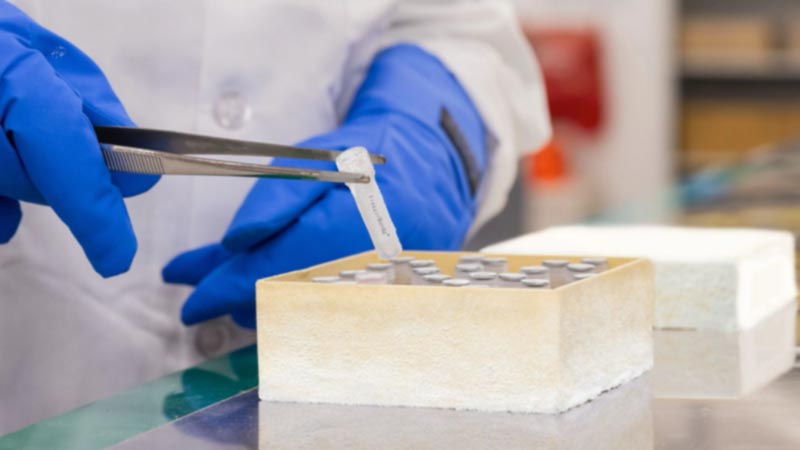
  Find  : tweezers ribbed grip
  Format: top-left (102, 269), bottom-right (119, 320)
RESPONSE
top-left (103, 148), bottom-right (165, 174)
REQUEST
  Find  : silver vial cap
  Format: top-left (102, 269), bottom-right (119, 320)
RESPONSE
top-left (521, 278), bottom-right (550, 288)
top-left (567, 263), bottom-right (594, 273)
top-left (470, 271), bottom-right (498, 281)
top-left (409, 259), bottom-right (435, 268)
top-left (413, 267), bottom-right (440, 276)
top-left (481, 256), bottom-right (507, 264)
top-left (455, 263), bottom-right (481, 273)
top-left (443, 278), bottom-right (471, 287)
top-left (424, 274), bottom-right (451, 284)
top-left (312, 276), bottom-right (341, 283)
top-left (543, 259), bottom-right (569, 268)
top-left (499, 272), bottom-right (526, 282)
top-left (520, 265), bottom-right (548, 275)
top-left (390, 256), bottom-right (415, 264)
top-left (366, 262), bottom-right (392, 272)
top-left (458, 254), bottom-right (483, 264)
top-left (339, 269), bottom-right (366, 279)
top-left (573, 273), bottom-right (596, 281)
top-left (582, 257), bottom-right (608, 266)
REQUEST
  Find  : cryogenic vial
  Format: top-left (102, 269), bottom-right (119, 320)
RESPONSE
top-left (336, 147), bottom-right (402, 259)
top-left (339, 269), bottom-right (367, 280)
top-left (542, 259), bottom-right (569, 287)
top-left (443, 278), bottom-right (471, 288)
top-left (582, 257), bottom-right (609, 272)
top-left (454, 263), bottom-right (481, 279)
top-left (390, 256), bottom-right (415, 284)
top-left (423, 274), bottom-right (451, 286)
top-left (366, 262), bottom-right (395, 283)
top-left (566, 263), bottom-right (595, 282)
top-left (409, 259), bottom-right (436, 269)
top-left (355, 271), bottom-right (388, 285)
top-left (520, 265), bottom-right (549, 280)
top-left (497, 272), bottom-right (526, 288)
top-left (573, 273), bottom-right (596, 281)
top-left (312, 276), bottom-right (341, 283)
top-left (469, 271), bottom-right (498, 287)
top-left (480, 257), bottom-right (508, 273)
top-left (458, 254), bottom-right (484, 266)
top-left (521, 278), bottom-right (550, 289)
top-left (411, 266), bottom-right (441, 285)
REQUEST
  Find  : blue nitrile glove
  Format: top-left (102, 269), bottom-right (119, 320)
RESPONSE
top-left (0, 2), bottom-right (158, 276)
top-left (163, 44), bottom-right (487, 328)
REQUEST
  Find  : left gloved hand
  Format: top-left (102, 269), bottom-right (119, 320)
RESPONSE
top-left (163, 44), bottom-right (487, 328)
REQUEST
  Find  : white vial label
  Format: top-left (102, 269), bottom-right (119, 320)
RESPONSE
top-left (336, 147), bottom-right (402, 259)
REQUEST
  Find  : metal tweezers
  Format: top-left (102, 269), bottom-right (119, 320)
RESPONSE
top-left (95, 126), bottom-right (386, 184)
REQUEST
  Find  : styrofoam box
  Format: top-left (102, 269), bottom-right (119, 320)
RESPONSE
top-left (257, 251), bottom-right (654, 414)
top-left (484, 226), bottom-right (797, 331)
top-left (654, 301), bottom-right (797, 399)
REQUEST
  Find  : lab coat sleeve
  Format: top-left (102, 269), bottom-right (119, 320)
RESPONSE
top-left (342, 0), bottom-right (552, 234)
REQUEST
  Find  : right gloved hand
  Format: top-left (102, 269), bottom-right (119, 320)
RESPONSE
top-left (0, 2), bottom-right (158, 276)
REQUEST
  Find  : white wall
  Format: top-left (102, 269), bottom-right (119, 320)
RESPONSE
top-left (514, 0), bottom-right (677, 212)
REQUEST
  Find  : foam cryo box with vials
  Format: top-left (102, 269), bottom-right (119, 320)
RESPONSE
top-left (256, 251), bottom-right (654, 414)
top-left (483, 226), bottom-right (797, 331)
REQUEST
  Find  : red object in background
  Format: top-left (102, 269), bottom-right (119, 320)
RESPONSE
top-left (524, 27), bottom-right (605, 133)
top-left (526, 138), bottom-right (568, 186)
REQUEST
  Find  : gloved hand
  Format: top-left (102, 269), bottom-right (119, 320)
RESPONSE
top-left (164, 44), bottom-right (487, 328)
top-left (0, 2), bottom-right (158, 276)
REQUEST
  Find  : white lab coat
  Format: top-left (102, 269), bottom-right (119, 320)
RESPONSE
top-left (0, 0), bottom-right (550, 433)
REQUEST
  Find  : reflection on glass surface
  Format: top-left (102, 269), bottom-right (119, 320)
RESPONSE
top-left (0, 345), bottom-right (258, 450)
top-left (654, 301), bottom-right (797, 399)
top-left (258, 375), bottom-right (653, 450)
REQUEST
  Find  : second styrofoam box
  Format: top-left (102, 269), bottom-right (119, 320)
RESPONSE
top-left (484, 226), bottom-right (797, 331)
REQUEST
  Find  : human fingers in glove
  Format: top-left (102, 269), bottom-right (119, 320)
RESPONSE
top-left (163, 44), bottom-right (487, 328)
top-left (0, 2), bottom-right (158, 276)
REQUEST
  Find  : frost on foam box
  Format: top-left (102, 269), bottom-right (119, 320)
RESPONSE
top-left (484, 226), bottom-right (797, 331)
top-left (256, 250), bottom-right (654, 414)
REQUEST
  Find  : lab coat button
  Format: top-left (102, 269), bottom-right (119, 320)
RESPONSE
top-left (195, 323), bottom-right (228, 357)
top-left (213, 91), bottom-right (251, 130)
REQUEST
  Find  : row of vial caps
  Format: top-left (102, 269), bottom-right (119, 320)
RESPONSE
top-left (311, 255), bottom-right (609, 289)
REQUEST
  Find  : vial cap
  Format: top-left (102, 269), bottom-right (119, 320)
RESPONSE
top-left (413, 267), bottom-right (440, 275)
top-left (366, 262), bottom-right (392, 271)
top-left (455, 263), bottom-right (481, 272)
top-left (443, 279), bottom-right (471, 287)
top-left (312, 276), bottom-right (341, 283)
top-left (391, 256), bottom-right (415, 264)
top-left (582, 257), bottom-right (608, 266)
top-left (574, 273), bottom-right (596, 280)
top-left (470, 271), bottom-right (498, 281)
top-left (481, 257), bottom-right (507, 264)
top-left (409, 259), bottom-right (435, 268)
top-left (520, 265), bottom-right (548, 275)
top-left (340, 269), bottom-right (366, 279)
top-left (423, 274), bottom-right (451, 283)
top-left (521, 278), bottom-right (550, 288)
top-left (542, 259), bottom-right (569, 268)
top-left (567, 263), bottom-right (594, 273)
top-left (499, 272), bottom-right (526, 282)
top-left (458, 254), bottom-right (483, 264)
